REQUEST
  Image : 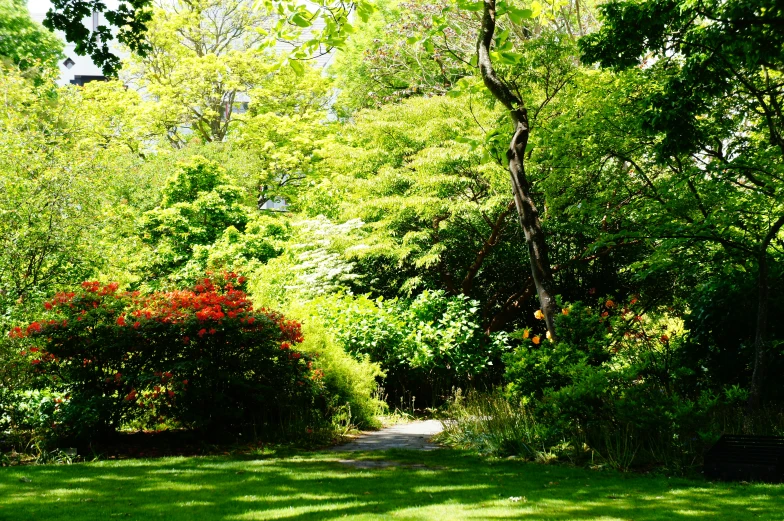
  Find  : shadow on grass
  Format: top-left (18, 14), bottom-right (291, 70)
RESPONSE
top-left (0, 449), bottom-right (780, 520)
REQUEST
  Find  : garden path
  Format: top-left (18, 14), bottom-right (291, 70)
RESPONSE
top-left (331, 419), bottom-right (443, 452)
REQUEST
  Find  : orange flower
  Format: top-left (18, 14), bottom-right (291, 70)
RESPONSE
top-left (605, 299), bottom-right (615, 308)
top-left (532, 335), bottom-right (541, 345)
top-left (534, 310), bottom-right (544, 320)
top-left (522, 329), bottom-right (530, 339)
top-left (561, 308), bottom-right (569, 316)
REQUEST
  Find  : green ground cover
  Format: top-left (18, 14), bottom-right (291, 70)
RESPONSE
top-left (0, 450), bottom-right (780, 521)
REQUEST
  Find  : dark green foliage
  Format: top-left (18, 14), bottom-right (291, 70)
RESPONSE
top-left (495, 299), bottom-right (781, 470)
top-left (580, 0), bottom-right (784, 158)
top-left (43, 0), bottom-right (152, 76)
top-left (683, 270), bottom-right (784, 402)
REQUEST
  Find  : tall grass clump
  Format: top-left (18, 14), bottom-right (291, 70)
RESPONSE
top-left (437, 389), bottom-right (540, 457)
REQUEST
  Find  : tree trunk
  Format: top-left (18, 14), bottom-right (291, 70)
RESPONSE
top-left (507, 109), bottom-right (558, 334)
top-left (477, 0), bottom-right (559, 337)
top-left (747, 214), bottom-right (784, 414)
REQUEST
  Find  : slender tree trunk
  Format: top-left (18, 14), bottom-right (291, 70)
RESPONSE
top-left (507, 109), bottom-right (558, 334)
top-left (477, 0), bottom-right (559, 337)
top-left (747, 214), bottom-right (784, 414)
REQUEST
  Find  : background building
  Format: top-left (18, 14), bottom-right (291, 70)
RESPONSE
top-left (26, 0), bottom-right (121, 86)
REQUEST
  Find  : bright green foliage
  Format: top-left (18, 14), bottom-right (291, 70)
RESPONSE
top-left (317, 291), bottom-right (510, 405)
top-left (232, 64), bottom-right (334, 210)
top-left (580, 0), bottom-right (784, 159)
top-left (315, 95), bottom-right (523, 304)
top-left (329, 0), bottom-right (474, 113)
top-left (124, 0), bottom-right (271, 145)
top-left (0, 70), bottom-right (104, 321)
top-left (193, 216), bottom-right (287, 274)
top-left (0, 0), bottom-right (63, 73)
top-left (140, 157), bottom-right (252, 283)
top-left (287, 308), bottom-right (386, 429)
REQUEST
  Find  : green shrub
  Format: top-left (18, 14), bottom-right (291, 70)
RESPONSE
top-left (317, 291), bottom-right (511, 407)
top-left (498, 298), bottom-right (766, 471)
top-left (292, 312), bottom-right (386, 429)
top-left (7, 274), bottom-right (322, 442)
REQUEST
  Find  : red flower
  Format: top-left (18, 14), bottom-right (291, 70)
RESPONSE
top-left (247, 316), bottom-right (255, 325)
top-left (30, 347), bottom-right (39, 353)
top-left (208, 328), bottom-right (216, 335)
top-left (116, 315), bottom-right (126, 326)
top-left (31, 359), bottom-right (41, 365)
top-left (198, 328), bottom-right (207, 337)
top-left (26, 322), bottom-right (43, 334)
top-left (44, 302), bottom-right (52, 310)
top-left (133, 321), bottom-right (141, 329)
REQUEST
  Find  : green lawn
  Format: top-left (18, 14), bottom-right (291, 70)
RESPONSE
top-left (0, 449), bottom-right (781, 520)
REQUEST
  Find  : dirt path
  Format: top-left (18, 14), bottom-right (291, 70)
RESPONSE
top-left (331, 419), bottom-right (443, 452)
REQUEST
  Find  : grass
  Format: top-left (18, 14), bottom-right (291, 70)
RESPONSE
top-left (0, 449), bottom-right (781, 521)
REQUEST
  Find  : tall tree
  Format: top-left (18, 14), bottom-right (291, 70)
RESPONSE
top-left (470, 0), bottom-right (580, 337)
top-left (123, 0), bottom-right (270, 146)
top-left (580, 0), bottom-right (784, 410)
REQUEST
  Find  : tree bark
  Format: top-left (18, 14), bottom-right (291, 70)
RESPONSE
top-left (477, 0), bottom-right (559, 336)
top-left (747, 213), bottom-right (784, 413)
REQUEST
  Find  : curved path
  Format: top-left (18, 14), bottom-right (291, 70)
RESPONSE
top-left (331, 419), bottom-right (443, 452)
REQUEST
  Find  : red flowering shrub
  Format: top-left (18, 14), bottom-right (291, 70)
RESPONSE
top-left (8, 273), bottom-right (321, 440)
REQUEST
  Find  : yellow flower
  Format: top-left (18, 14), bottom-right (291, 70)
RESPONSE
top-left (546, 330), bottom-right (552, 340)
top-left (534, 309), bottom-right (544, 320)
top-left (532, 335), bottom-right (541, 345)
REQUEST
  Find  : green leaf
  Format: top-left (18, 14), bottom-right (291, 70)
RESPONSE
top-left (288, 59), bottom-right (305, 75)
top-left (289, 13), bottom-right (311, 27)
top-left (356, 2), bottom-right (375, 23)
top-left (507, 7), bottom-right (533, 24)
top-left (457, 0), bottom-right (484, 12)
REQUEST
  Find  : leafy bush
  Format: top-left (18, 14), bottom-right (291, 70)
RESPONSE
top-left (7, 274), bottom-right (322, 442)
top-left (499, 298), bottom-right (762, 471)
top-left (291, 311), bottom-right (386, 429)
top-left (317, 291), bottom-right (511, 407)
